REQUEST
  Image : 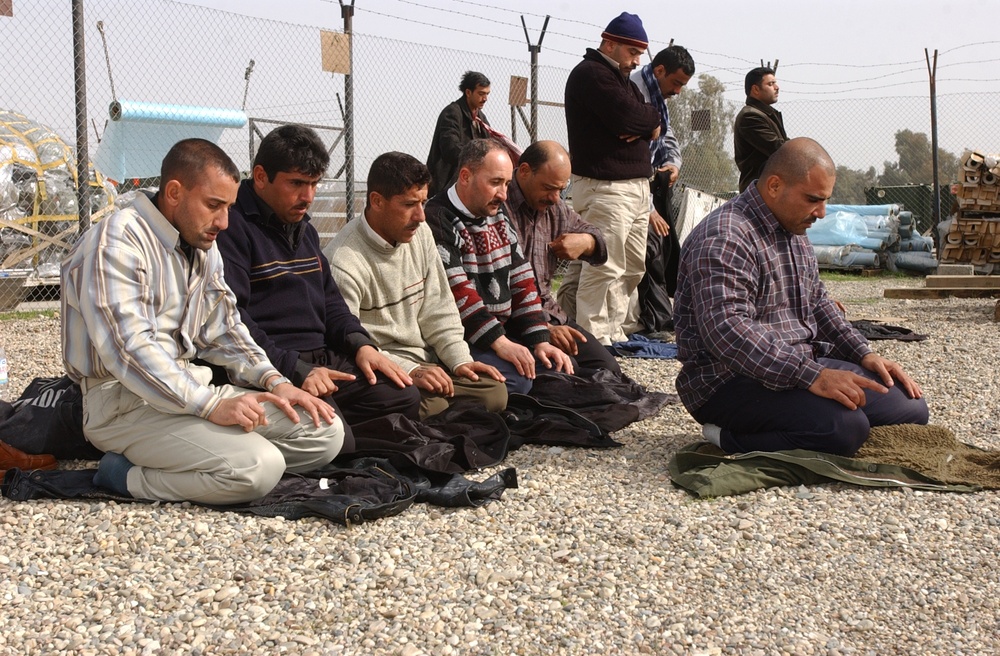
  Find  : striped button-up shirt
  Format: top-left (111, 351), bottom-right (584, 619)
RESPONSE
top-left (62, 192), bottom-right (282, 418)
top-left (673, 185), bottom-right (871, 412)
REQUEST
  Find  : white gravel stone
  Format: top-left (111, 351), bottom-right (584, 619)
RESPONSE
top-left (1, 279), bottom-right (1000, 654)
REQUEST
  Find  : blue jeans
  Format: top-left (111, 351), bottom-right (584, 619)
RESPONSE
top-left (469, 345), bottom-right (542, 395)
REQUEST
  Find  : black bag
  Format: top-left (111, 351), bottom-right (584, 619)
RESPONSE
top-left (0, 376), bottom-right (102, 460)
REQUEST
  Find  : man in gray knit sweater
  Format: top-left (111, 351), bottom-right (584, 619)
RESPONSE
top-left (325, 152), bottom-right (507, 419)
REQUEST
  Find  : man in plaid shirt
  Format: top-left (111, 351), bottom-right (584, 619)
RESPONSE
top-left (504, 141), bottom-right (621, 376)
top-left (674, 138), bottom-right (928, 455)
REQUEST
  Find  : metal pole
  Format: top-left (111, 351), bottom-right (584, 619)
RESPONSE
top-left (73, 0), bottom-right (92, 232)
top-left (520, 15), bottom-right (549, 143)
top-left (340, 1), bottom-right (355, 222)
top-left (926, 48), bottom-right (941, 252)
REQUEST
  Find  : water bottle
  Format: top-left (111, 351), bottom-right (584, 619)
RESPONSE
top-left (0, 345), bottom-right (8, 402)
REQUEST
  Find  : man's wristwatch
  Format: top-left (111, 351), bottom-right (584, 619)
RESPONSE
top-left (265, 376), bottom-right (291, 392)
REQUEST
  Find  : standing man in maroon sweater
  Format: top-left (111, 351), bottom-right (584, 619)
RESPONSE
top-left (561, 12), bottom-right (661, 346)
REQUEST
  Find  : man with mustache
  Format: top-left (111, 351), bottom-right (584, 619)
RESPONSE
top-left (674, 138), bottom-right (928, 456)
top-left (62, 138), bottom-right (344, 503)
top-left (217, 125), bottom-right (421, 449)
top-left (503, 140), bottom-right (621, 375)
top-left (560, 11), bottom-right (661, 346)
top-left (425, 138), bottom-right (573, 394)
top-left (325, 151), bottom-right (507, 418)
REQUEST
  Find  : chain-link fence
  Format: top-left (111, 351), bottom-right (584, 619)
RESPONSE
top-left (0, 0), bottom-right (991, 309)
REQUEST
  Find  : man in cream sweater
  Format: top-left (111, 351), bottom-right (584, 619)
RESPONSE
top-left (325, 152), bottom-right (507, 418)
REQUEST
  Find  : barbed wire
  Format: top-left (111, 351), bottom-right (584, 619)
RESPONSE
top-left (390, 0), bottom-right (588, 43)
top-left (354, 6), bottom-right (581, 57)
top-left (427, 0), bottom-right (605, 30)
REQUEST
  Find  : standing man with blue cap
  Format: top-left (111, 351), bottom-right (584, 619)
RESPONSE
top-left (561, 12), bottom-right (662, 346)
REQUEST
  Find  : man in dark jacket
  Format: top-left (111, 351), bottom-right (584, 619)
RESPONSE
top-left (216, 125), bottom-right (421, 447)
top-left (561, 12), bottom-right (661, 346)
top-left (426, 71), bottom-right (491, 197)
top-left (734, 66), bottom-right (789, 192)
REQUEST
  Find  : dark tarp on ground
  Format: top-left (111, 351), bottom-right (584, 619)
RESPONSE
top-left (2, 370), bottom-right (669, 525)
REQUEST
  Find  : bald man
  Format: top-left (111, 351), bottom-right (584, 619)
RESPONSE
top-left (674, 137), bottom-right (928, 456)
top-left (504, 141), bottom-right (621, 375)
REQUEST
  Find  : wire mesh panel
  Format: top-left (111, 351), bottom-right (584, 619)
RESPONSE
top-left (1, 0), bottom-right (997, 310)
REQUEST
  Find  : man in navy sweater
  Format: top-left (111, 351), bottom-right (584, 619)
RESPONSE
top-left (560, 12), bottom-right (661, 346)
top-left (216, 125), bottom-right (420, 448)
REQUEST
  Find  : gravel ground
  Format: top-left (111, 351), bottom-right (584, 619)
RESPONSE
top-left (1, 275), bottom-right (999, 656)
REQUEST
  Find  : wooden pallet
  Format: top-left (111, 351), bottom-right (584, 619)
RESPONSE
top-left (884, 275), bottom-right (1000, 321)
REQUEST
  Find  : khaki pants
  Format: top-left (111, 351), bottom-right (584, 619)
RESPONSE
top-left (569, 175), bottom-right (649, 345)
top-left (418, 374), bottom-right (508, 419)
top-left (82, 365), bottom-right (344, 504)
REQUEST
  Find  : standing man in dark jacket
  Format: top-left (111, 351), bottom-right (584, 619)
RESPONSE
top-left (216, 125), bottom-right (421, 448)
top-left (734, 66), bottom-right (788, 192)
top-left (426, 71), bottom-right (491, 197)
top-left (561, 12), bottom-right (661, 346)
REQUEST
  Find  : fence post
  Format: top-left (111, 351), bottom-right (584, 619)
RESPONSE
top-left (926, 48), bottom-right (941, 251)
top-left (520, 15), bottom-right (549, 142)
top-left (340, 0), bottom-right (355, 222)
top-left (73, 0), bottom-right (91, 233)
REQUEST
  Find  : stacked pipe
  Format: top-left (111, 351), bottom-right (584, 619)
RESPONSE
top-left (956, 150), bottom-right (1000, 213)
top-left (807, 204), bottom-right (899, 271)
top-left (806, 204), bottom-right (939, 274)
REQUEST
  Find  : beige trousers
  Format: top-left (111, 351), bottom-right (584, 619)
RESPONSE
top-left (82, 365), bottom-right (344, 504)
top-left (568, 175), bottom-right (649, 345)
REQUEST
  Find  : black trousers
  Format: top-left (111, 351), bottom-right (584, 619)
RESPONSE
top-left (297, 348), bottom-right (422, 427)
top-left (692, 358), bottom-right (930, 456)
top-left (566, 319), bottom-right (621, 376)
top-left (636, 172), bottom-right (681, 332)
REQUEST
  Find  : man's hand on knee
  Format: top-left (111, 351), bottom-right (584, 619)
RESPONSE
top-left (861, 353), bottom-right (923, 399)
top-left (411, 365), bottom-right (454, 396)
top-left (455, 361), bottom-right (505, 383)
top-left (209, 395), bottom-right (274, 432)
top-left (808, 368), bottom-right (888, 411)
top-left (270, 383), bottom-right (337, 428)
top-left (548, 323), bottom-right (584, 356)
top-left (355, 345), bottom-right (413, 388)
top-left (302, 366), bottom-right (356, 397)
top-left (534, 342), bottom-right (574, 375)
top-left (492, 336), bottom-right (535, 378)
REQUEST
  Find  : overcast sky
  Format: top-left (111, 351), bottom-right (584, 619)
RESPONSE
top-left (191, 0), bottom-right (1000, 101)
